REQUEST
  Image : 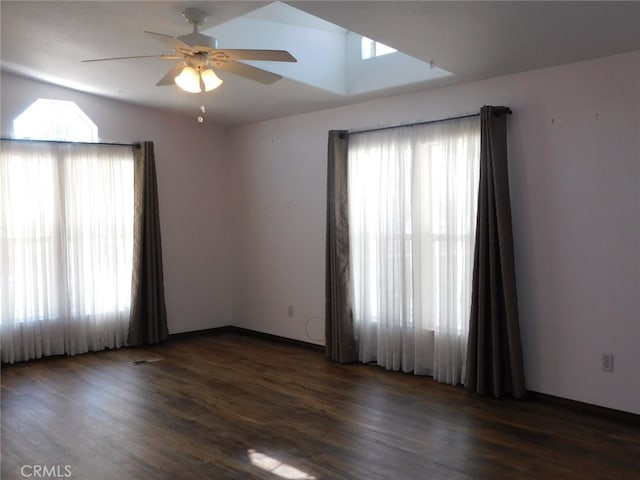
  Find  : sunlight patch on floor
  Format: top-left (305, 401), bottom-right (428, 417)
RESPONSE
top-left (247, 449), bottom-right (316, 479)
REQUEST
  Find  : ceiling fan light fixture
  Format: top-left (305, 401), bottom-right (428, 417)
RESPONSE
top-left (174, 66), bottom-right (223, 93)
top-left (175, 66), bottom-right (201, 93)
top-left (201, 68), bottom-right (223, 92)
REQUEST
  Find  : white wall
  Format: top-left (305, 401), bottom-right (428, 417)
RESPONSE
top-left (229, 51), bottom-right (640, 414)
top-left (1, 72), bottom-right (233, 334)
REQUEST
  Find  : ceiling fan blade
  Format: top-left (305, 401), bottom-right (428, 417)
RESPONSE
top-left (160, 54), bottom-right (185, 60)
top-left (82, 54), bottom-right (167, 63)
top-left (144, 31), bottom-right (194, 53)
top-left (215, 60), bottom-right (283, 85)
top-left (177, 32), bottom-right (217, 51)
top-left (156, 62), bottom-right (187, 86)
top-left (210, 49), bottom-right (296, 62)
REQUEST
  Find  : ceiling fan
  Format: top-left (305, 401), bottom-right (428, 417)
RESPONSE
top-left (82, 8), bottom-right (297, 93)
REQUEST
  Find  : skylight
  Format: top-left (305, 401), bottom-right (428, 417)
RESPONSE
top-left (206, 2), bottom-right (451, 96)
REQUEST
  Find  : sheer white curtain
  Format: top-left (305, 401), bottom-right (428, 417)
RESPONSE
top-left (349, 116), bottom-right (480, 384)
top-left (0, 141), bottom-right (134, 363)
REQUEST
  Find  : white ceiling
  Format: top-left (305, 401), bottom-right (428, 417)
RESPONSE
top-left (2, 1), bottom-right (639, 127)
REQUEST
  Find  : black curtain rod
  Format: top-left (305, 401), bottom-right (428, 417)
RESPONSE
top-left (350, 113), bottom-right (479, 135)
top-left (349, 107), bottom-right (512, 136)
top-left (0, 137), bottom-right (140, 149)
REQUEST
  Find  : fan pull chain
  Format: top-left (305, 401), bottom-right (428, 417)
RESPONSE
top-left (197, 92), bottom-right (205, 123)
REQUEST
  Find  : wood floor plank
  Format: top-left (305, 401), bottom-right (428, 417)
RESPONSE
top-left (2, 332), bottom-right (639, 479)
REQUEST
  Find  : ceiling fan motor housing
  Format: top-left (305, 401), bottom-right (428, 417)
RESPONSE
top-left (177, 32), bottom-right (218, 51)
top-left (185, 53), bottom-right (211, 71)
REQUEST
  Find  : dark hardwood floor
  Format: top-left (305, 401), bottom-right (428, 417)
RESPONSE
top-left (2, 332), bottom-right (639, 479)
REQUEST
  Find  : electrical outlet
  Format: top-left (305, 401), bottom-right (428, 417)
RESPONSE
top-left (602, 353), bottom-right (614, 373)
top-left (288, 305), bottom-right (294, 318)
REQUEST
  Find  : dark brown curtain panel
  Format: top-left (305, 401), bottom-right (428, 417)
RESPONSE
top-left (325, 130), bottom-right (357, 363)
top-left (465, 107), bottom-right (526, 398)
top-left (128, 141), bottom-right (169, 346)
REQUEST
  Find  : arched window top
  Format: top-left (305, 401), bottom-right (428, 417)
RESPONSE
top-left (13, 98), bottom-right (98, 142)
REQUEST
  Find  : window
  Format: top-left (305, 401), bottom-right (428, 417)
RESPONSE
top-left (361, 36), bottom-right (397, 60)
top-left (13, 98), bottom-right (98, 142)
top-left (1, 100), bottom-right (134, 362)
top-left (348, 116), bottom-right (480, 383)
